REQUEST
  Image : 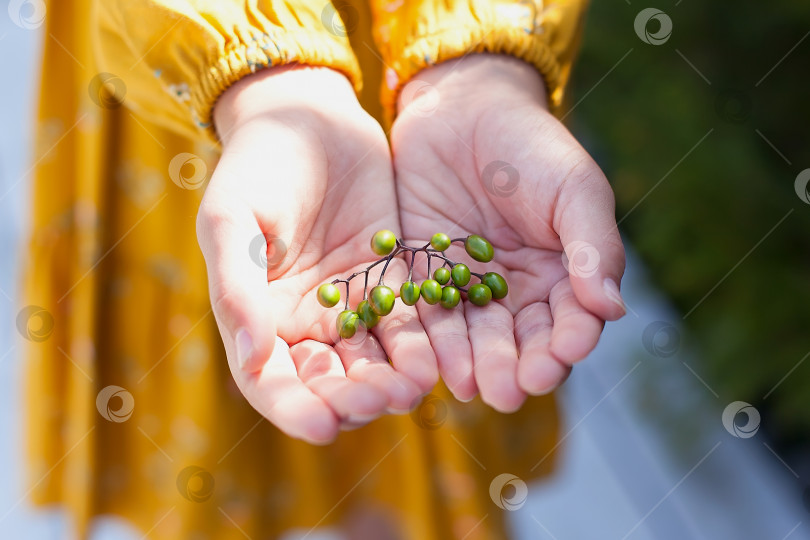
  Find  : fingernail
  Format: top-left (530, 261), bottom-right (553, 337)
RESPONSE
top-left (235, 328), bottom-right (253, 370)
top-left (528, 385), bottom-right (558, 397)
top-left (603, 278), bottom-right (626, 315)
top-left (345, 413), bottom-right (379, 424)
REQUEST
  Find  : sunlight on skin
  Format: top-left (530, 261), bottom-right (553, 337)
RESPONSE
top-left (393, 54), bottom-right (627, 412)
top-left (198, 66), bottom-right (438, 443)
top-left (196, 56), bottom-right (627, 441)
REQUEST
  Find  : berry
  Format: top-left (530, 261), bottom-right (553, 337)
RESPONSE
top-left (467, 283), bottom-right (492, 306)
top-left (317, 283), bottom-right (341, 308)
top-left (433, 267), bottom-right (451, 285)
top-left (356, 300), bottom-right (380, 329)
top-left (440, 286), bottom-right (461, 309)
top-left (482, 272), bottom-right (508, 299)
top-left (420, 279), bottom-right (442, 304)
top-left (336, 310), bottom-right (359, 339)
top-left (450, 264), bottom-right (471, 287)
top-left (369, 285), bottom-right (395, 316)
top-left (430, 232), bottom-right (451, 251)
top-left (465, 235), bottom-right (494, 263)
top-left (371, 229), bottom-right (397, 256)
top-left (400, 281), bottom-right (421, 306)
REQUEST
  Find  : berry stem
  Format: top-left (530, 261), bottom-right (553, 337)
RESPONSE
top-left (377, 247), bottom-right (401, 286)
top-left (363, 270), bottom-right (369, 300)
top-left (432, 254), bottom-right (457, 267)
top-left (334, 253), bottom-right (393, 286)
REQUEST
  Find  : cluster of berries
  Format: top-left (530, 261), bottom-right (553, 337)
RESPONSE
top-left (317, 230), bottom-right (508, 339)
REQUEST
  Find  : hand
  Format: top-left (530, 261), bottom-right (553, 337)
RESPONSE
top-left (391, 54), bottom-right (626, 412)
top-left (197, 66), bottom-right (437, 444)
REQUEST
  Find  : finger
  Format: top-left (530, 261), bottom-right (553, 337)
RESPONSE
top-left (290, 340), bottom-right (389, 424)
top-left (416, 300), bottom-right (477, 401)
top-left (196, 189), bottom-right (277, 373)
top-left (515, 302), bottom-right (572, 395)
top-left (555, 167), bottom-right (627, 321)
top-left (548, 278), bottom-right (605, 365)
top-left (234, 337), bottom-right (339, 444)
top-left (336, 331), bottom-right (423, 413)
top-left (372, 301), bottom-right (439, 395)
top-left (465, 302), bottom-right (525, 413)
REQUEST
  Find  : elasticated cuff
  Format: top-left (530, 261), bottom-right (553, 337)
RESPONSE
top-left (193, 30), bottom-right (363, 144)
top-left (380, 26), bottom-right (564, 126)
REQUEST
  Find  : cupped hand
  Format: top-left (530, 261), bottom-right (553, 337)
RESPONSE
top-left (196, 66), bottom-right (437, 444)
top-left (391, 54), bottom-right (626, 412)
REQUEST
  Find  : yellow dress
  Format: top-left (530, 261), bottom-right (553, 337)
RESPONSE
top-left (23, 0), bottom-right (586, 538)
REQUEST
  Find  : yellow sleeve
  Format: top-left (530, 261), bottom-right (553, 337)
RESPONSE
top-left (92, 0), bottom-right (363, 144)
top-left (370, 0), bottom-right (588, 121)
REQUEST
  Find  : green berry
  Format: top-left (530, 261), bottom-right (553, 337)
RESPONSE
top-left (400, 281), bottom-right (421, 306)
top-left (440, 286), bottom-right (461, 309)
top-left (317, 283), bottom-right (341, 308)
top-left (369, 285), bottom-right (395, 316)
top-left (370, 229), bottom-right (397, 256)
top-left (420, 279), bottom-right (442, 304)
top-left (450, 264), bottom-right (471, 287)
top-left (356, 300), bottom-right (380, 329)
top-left (430, 233), bottom-right (451, 251)
top-left (467, 283), bottom-right (492, 306)
top-left (465, 235), bottom-right (494, 263)
top-left (336, 310), bottom-right (359, 339)
top-left (482, 272), bottom-right (508, 300)
top-left (433, 267), bottom-right (451, 285)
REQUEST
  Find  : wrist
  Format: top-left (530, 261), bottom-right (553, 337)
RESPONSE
top-left (214, 65), bottom-right (360, 146)
top-left (397, 54), bottom-right (549, 117)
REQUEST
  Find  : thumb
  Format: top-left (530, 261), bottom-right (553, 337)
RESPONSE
top-left (196, 190), bottom-right (280, 372)
top-left (556, 170), bottom-right (627, 321)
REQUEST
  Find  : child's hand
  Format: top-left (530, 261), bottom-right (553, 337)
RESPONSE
top-left (392, 54), bottom-right (626, 411)
top-left (197, 66), bottom-right (437, 444)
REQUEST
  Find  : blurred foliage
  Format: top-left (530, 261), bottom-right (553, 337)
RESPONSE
top-left (568, 1), bottom-right (810, 444)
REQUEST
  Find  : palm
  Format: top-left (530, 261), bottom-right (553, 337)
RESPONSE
top-left (267, 127), bottom-right (435, 394)
top-left (392, 88), bottom-right (624, 411)
top-left (255, 123), bottom-right (404, 343)
top-left (199, 94), bottom-right (437, 443)
top-left (394, 105), bottom-right (571, 310)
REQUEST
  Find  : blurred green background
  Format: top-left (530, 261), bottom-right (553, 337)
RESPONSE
top-left (569, 1), bottom-right (810, 449)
